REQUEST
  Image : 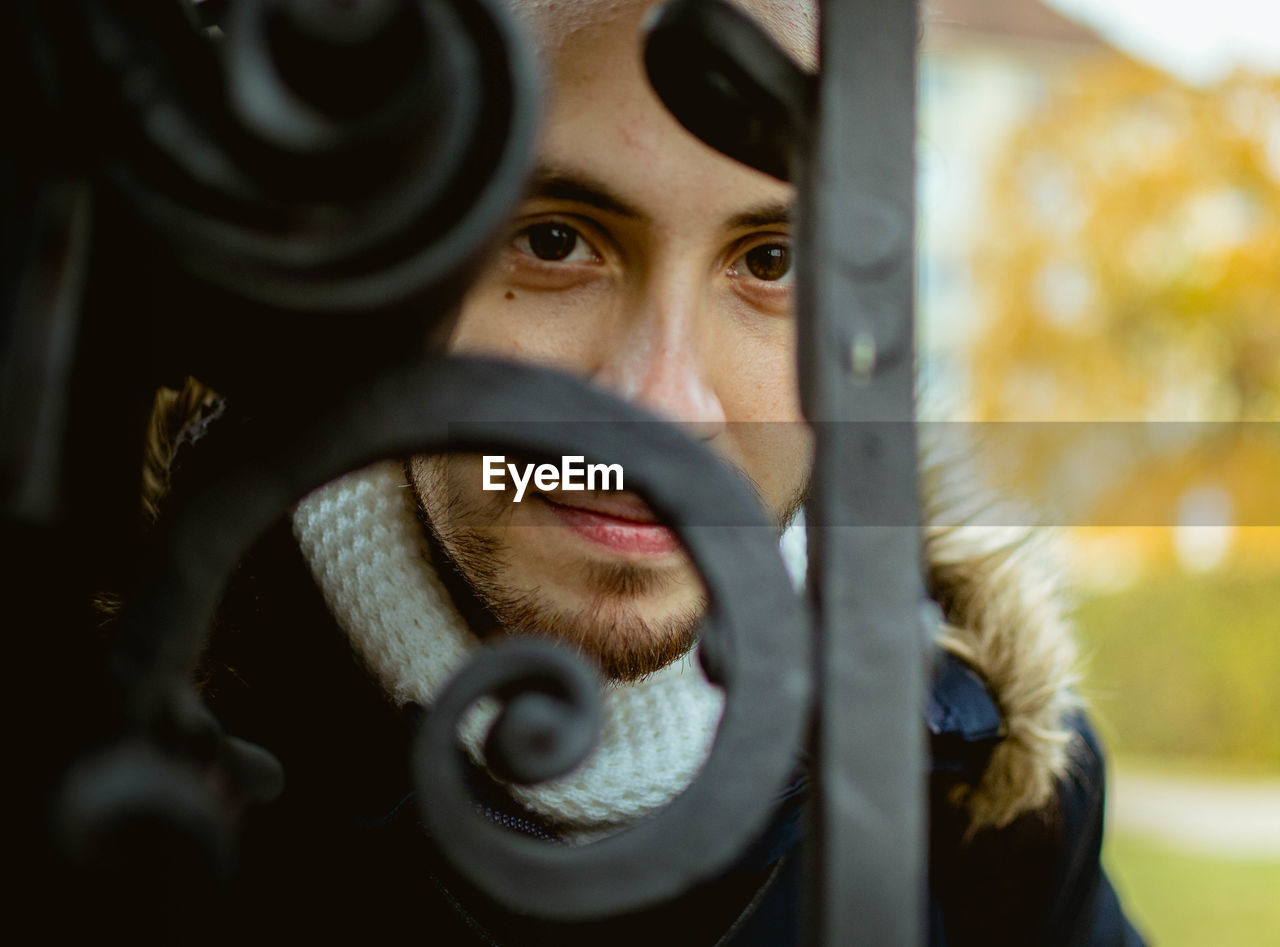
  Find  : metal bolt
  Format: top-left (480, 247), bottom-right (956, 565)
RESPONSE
top-left (849, 330), bottom-right (878, 380)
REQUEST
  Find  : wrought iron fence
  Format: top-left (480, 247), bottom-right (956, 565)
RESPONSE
top-left (4, 0), bottom-right (923, 942)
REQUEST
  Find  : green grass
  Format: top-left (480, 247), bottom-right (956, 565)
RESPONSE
top-left (1072, 570), bottom-right (1280, 766)
top-left (1075, 571), bottom-right (1280, 942)
top-left (1105, 831), bottom-right (1280, 946)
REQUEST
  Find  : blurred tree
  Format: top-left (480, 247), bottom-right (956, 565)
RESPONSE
top-left (965, 60), bottom-right (1280, 560)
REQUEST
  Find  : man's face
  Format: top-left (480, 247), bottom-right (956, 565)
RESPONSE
top-left (412, 4), bottom-right (812, 680)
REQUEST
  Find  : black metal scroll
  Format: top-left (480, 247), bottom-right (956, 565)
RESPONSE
top-left (647, 1), bottom-right (927, 942)
top-left (80, 0), bottom-right (539, 317)
top-left (12, 0), bottom-right (924, 941)
top-left (644, 0), bottom-right (812, 181)
top-left (799, 3), bottom-right (925, 944)
top-left (102, 357), bottom-right (809, 919)
top-left (7, 0), bottom-right (544, 913)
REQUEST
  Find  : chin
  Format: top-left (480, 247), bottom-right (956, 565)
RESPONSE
top-left (411, 455), bottom-right (707, 680)
top-left (484, 562), bottom-right (708, 682)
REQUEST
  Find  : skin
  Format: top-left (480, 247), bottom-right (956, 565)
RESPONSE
top-left (411, 2), bottom-right (814, 681)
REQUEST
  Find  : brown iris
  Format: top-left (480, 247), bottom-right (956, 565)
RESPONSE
top-left (743, 244), bottom-right (790, 281)
top-left (525, 223), bottom-right (579, 261)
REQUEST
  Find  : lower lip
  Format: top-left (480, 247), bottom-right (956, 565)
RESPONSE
top-left (542, 498), bottom-right (681, 556)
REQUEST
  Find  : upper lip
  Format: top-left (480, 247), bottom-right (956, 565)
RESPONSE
top-left (540, 490), bottom-right (662, 524)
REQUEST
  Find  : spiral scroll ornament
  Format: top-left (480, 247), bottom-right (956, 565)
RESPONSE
top-left (94, 357), bottom-right (809, 918)
top-left (76, 0), bottom-right (539, 315)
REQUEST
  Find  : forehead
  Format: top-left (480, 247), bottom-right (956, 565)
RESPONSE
top-left (528, 1), bottom-right (794, 225)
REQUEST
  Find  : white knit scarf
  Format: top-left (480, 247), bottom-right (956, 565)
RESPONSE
top-left (292, 460), bottom-right (735, 837)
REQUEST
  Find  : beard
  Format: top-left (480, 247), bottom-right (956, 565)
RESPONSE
top-left (408, 454), bottom-right (707, 682)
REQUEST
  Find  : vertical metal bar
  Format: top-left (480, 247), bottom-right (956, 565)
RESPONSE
top-left (799, 0), bottom-right (924, 944)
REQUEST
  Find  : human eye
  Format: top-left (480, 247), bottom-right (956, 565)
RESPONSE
top-left (511, 221), bottom-right (601, 264)
top-left (728, 240), bottom-right (793, 284)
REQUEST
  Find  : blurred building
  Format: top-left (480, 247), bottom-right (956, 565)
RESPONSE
top-left (918, 0), bottom-right (1119, 418)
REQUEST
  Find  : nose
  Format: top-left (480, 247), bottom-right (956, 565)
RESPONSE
top-left (591, 281), bottom-right (727, 442)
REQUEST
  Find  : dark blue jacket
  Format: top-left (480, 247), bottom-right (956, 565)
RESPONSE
top-left (701, 653), bottom-right (1147, 946)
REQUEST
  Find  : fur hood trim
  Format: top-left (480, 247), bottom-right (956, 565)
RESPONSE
top-left (922, 463), bottom-right (1082, 833)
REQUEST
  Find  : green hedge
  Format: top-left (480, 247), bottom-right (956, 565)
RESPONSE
top-left (1072, 570), bottom-right (1280, 767)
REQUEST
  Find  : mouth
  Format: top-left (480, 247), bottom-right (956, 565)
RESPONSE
top-left (537, 491), bottom-right (681, 557)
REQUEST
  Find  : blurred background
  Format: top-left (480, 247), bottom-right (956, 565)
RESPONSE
top-left (917, 1), bottom-right (1280, 942)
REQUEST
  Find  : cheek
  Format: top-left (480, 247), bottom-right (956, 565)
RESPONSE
top-left (412, 453), bottom-right (479, 514)
top-left (447, 283), bottom-right (532, 357)
top-left (714, 321), bottom-right (804, 424)
top-left (448, 273), bottom-right (616, 371)
top-left (710, 332), bottom-right (812, 513)
top-left (735, 419), bottom-right (814, 516)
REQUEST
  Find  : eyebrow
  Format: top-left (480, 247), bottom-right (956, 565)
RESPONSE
top-left (528, 164), bottom-right (794, 232)
top-left (726, 201), bottom-right (792, 230)
top-left (527, 166), bottom-right (648, 221)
